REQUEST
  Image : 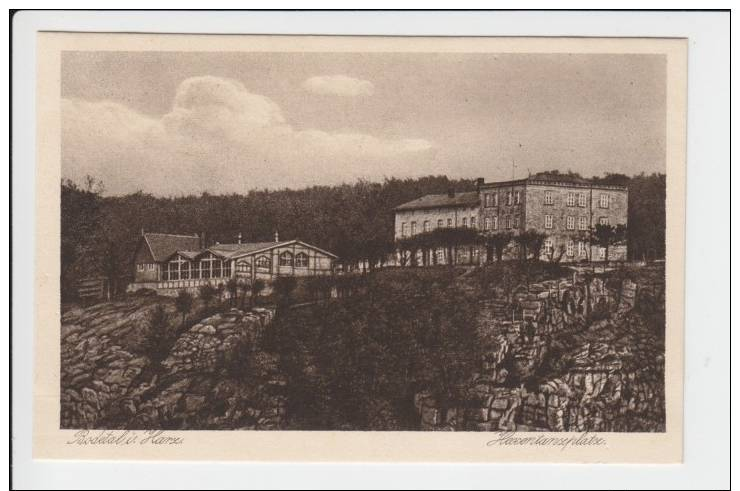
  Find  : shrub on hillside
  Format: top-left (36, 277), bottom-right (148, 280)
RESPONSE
top-left (142, 304), bottom-right (175, 365)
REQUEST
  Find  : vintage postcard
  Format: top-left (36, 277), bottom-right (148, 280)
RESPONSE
top-left (34, 33), bottom-right (687, 462)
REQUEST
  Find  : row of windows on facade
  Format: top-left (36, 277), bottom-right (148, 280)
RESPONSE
top-left (400, 214), bottom-right (610, 236)
top-left (411, 241), bottom-right (607, 261)
top-left (139, 251), bottom-right (312, 281)
top-left (482, 190), bottom-right (611, 209)
top-left (483, 190), bottom-right (521, 207)
top-left (545, 215), bottom-right (610, 230)
top-left (400, 216), bottom-right (479, 237)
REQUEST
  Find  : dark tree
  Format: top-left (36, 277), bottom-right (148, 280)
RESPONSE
top-left (251, 279), bottom-right (266, 307)
top-left (174, 290), bottom-right (194, 328)
top-left (515, 229), bottom-right (547, 262)
top-left (305, 275), bottom-right (333, 302)
top-left (593, 172), bottom-right (665, 261)
top-left (545, 241), bottom-right (566, 263)
top-left (226, 278), bottom-right (239, 307)
top-left (274, 276), bottom-right (297, 310)
top-left (198, 284), bottom-right (217, 310)
top-left (592, 223), bottom-right (627, 263)
top-left (404, 227), bottom-right (481, 267)
top-left (485, 232), bottom-right (514, 263)
top-left (143, 305), bottom-right (173, 366)
top-left (60, 177), bottom-right (105, 301)
top-left (239, 279), bottom-right (251, 310)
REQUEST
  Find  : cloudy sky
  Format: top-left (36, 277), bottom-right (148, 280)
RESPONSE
top-left (61, 51), bottom-right (666, 196)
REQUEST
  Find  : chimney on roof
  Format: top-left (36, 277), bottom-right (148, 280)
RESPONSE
top-left (200, 232), bottom-right (206, 249)
top-left (447, 187), bottom-right (455, 198)
top-left (140, 227), bottom-right (145, 237)
top-left (274, 230), bottom-right (279, 243)
top-left (237, 232), bottom-right (242, 244)
top-left (475, 177), bottom-right (485, 194)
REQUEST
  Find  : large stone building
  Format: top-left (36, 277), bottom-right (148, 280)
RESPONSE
top-left (394, 187), bottom-right (483, 265)
top-left (394, 174), bottom-right (629, 263)
top-left (129, 232), bottom-right (337, 295)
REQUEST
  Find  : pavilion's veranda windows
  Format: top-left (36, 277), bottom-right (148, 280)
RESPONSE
top-left (279, 251), bottom-right (294, 267)
top-left (236, 260), bottom-right (251, 274)
top-left (165, 255), bottom-right (190, 281)
top-left (200, 259), bottom-right (210, 279)
top-left (199, 253), bottom-right (221, 279)
top-left (256, 255), bottom-right (271, 273)
top-left (295, 252), bottom-right (309, 267)
top-left (198, 253), bottom-right (229, 278)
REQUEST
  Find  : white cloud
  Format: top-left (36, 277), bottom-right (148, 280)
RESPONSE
top-left (62, 76), bottom-right (433, 195)
top-left (302, 75), bottom-right (375, 97)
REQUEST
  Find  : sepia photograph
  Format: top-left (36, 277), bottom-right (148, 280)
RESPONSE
top-left (18, 27), bottom-right (696, 467)
top-left (12, 8), bottom-right (734, 489)
top-left (58, 46), bottom-right (669, 434)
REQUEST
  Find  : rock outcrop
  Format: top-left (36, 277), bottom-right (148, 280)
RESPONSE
top-left (61, 298), bottom-right (284, 430)
top-left (132, 308), bottom-right (287, 430)
top-left (416, 268), bottom-right (666, 433)
top-left (61, 297), bottom-right (164, 428)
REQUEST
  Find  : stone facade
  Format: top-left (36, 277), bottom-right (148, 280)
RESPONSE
top-left (394, 175), bottom-right (629, 264)
top-left (479, 182), bottom-right (528, 236)
top-left (518, 181), bottom-right (628, 262)
top-left (394, 205), bottom-right (480, 240)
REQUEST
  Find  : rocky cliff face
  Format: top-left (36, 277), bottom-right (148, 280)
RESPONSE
top-left (416, 267), bottom-right (666, 432)
top-left (61, 297), bottom-right (162, 428)
top-left (61, 297), bottom-right (284, 430)
top-left (62, 266), bottom-right (665, 433)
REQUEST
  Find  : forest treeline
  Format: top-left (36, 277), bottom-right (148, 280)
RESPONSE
top-left (61, 172), bottom-right (665, 300)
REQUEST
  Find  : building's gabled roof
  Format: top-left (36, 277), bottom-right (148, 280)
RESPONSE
top-left (176, 251), bottom-right (201, 260)
top-left (394, 191), bottom-right (480, 212)
top-left (209, 241), bottom-right (294, 259)
top-left (143, 233), bottom-right (201, 262)
top-left (161, 247), bottom-right (233, 262)
top-left (145, 234), bottom-right (339, 262)
top-left (223, 239), bottom-right (339, 260)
